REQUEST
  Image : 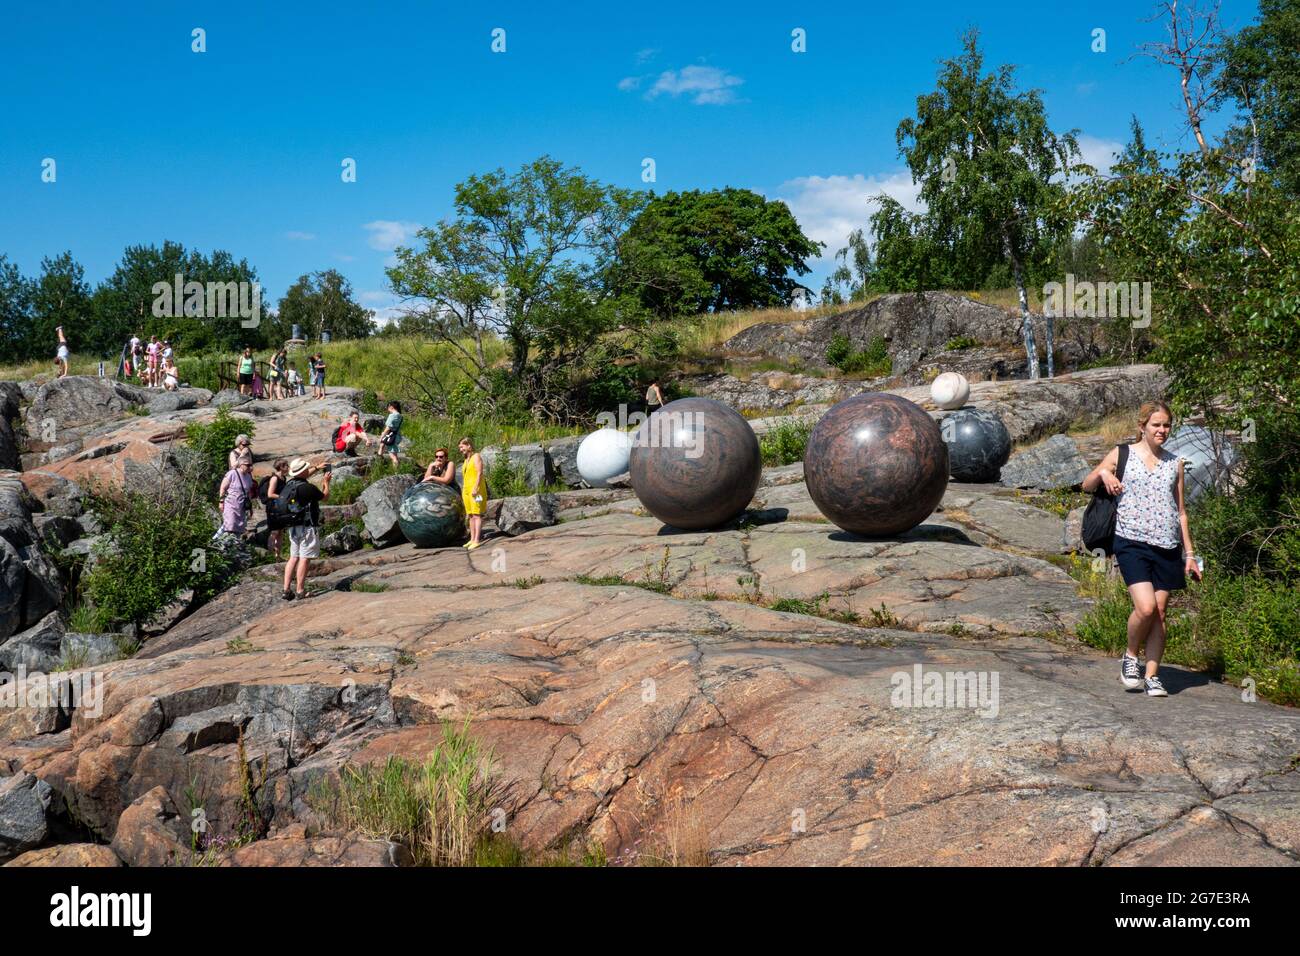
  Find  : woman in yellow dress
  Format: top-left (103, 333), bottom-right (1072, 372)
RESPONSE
top-left (458, 437), bottom-right (487, 550)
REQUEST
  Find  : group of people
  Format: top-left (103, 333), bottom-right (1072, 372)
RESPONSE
top-left (118, 333), bottom-right (182, 390)
top-left (213, 402), bottom-right (490, 602)
top-left (234, 347), bottom-right (326, 400)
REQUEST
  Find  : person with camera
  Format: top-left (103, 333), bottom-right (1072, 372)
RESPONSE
top-left (274, 457), bottom-right (332, 601)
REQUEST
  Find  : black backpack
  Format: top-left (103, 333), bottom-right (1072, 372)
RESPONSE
top-left (255, 475), bottom-right (275, 507)
top-left (266, 478), bottom-right (313, 530)
top-left (1081, 444), bottom-right (1130, 557)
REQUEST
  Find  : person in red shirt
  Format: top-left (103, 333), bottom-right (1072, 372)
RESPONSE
top-left (334, 411), bottom-right (373, 456)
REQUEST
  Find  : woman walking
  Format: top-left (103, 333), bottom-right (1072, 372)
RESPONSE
top-left (264, 458), bottom-right (290, 557)
top-left (228, 433), bottom-right (253, 470)
top-left (1082, 401), bottom-right (1203, 697)
top-left (218, 458), bottom-right (255, 537)
top-left (458, 438), bottom-right (487, 550)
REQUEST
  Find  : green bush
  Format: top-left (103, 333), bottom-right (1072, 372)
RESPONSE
top-left (944, 335), bottom-right (979, 350)
top-left (825, 333), bottom-right (890, 376)
top-left (185, 405), bottom-right (253, 488)
top-left (759, 420), bottom-right (813, 467)
top-left (84, 484), bottom-right (232, 631)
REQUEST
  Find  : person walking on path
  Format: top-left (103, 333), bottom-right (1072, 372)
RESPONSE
top-left (218, 458), bottom-right (255, 536)
top-left (1082, 401), bottom-right (1203, 698)
top-left (264, 458), bottom-right (290, 558)
top-left (646, 380), bottom-right (665, 413)
top-left (280, 458), bottom-right (331, 600)
top-left (269, 347), bottom-right (288, 400)
top-left (55, 326), bottom-right (70, 378)
top-left (376, 401), bottom-right (403, 466)
top-left (237, 347), bottom-right (256, 397)
top-left (228, 434), bottom-right (253, 470)
top-left (458, 437), bottom-right (487, 550)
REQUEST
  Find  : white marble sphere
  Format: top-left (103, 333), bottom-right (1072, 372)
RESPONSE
top-left (931, 372), bottom-right (971, 410)
top-left (576, 428), bottom-right (632, 487)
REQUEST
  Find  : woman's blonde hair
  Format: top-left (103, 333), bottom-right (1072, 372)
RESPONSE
top-left (458, 437), bottom-right (475, 450)
top-left (1137, 401), bottom-right (1173, 440)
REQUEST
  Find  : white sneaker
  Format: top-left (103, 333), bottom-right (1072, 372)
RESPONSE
top-left (1144, 675), bottom-right (1168, 697)
top-left (1120, 653), bottom-right (1143, 690)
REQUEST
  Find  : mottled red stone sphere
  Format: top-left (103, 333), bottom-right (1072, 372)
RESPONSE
top-left (629, 397), bottom-right (761, 530)
top-left (804, 392), bottom-right (949, 536)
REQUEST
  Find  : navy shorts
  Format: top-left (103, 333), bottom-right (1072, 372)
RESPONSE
top-left (1113, 535), bottom-right (1185, 592)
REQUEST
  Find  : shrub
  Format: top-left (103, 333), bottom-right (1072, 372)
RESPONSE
top-left (185, 405), bottom-right (253, 488)
top-left (759, 420), bottom-right (813, 467)
top-left (825, 333), bottom-right (890, 376)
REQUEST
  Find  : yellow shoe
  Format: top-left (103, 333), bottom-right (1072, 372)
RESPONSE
top-left (466, 540), bottom-right (482, 551)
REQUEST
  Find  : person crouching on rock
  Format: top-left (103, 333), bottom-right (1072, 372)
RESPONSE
top-left (421, 448), bottom-right (458, 489)
top-left (218, 458), bottom-right (255, 537)
top-left (1082, 400), bottom-right (1202, 698)
top-left (335, 411), bottom-right (373, 456)
top-left (281, 457), bottom-right (331, 601)
top-left (458, 437), bottom-right (486, 550)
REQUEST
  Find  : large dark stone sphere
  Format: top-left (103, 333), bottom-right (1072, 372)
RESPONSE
top-left (398, 482), bottom-right (465, 547)
top-left (942, 408), bottom-right (1012, 482)
top-left (629, 397), bottom-right (761, 530)
top-left (804, 392), bottom-right (949, 536)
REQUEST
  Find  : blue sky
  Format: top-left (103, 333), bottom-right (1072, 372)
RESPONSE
top-left (0, 0), bottom-right (1258, 323)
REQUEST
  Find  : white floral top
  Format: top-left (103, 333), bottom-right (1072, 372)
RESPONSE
top-left (1115, 445), bottom-right (1184, 549)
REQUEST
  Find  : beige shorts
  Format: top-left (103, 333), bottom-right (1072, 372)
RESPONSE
top-left (288, 525), bottom-right (319, 558)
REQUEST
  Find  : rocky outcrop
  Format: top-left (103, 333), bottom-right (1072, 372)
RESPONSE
top-left (0, 771), bottom-right (53, 861)
top-left (999, 434), bottom-right (1092, 490)
top-left (723, 292), bottom-right (1090, 382)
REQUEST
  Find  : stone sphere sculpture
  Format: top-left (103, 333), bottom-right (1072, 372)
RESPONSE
top-left (942, 408), bottom-right (1012, 483)
top-left (804, 392), bottom-right (949, 536)
top-left (930, 371), bottom-right (970, 410)
top-left (398, 481), bottom-right (465, 548)
top-left (628, 397), bottom-right (761, 530)
top-left (576, 427), bottom-right (632, 488)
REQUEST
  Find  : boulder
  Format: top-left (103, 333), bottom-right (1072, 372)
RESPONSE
top-left (483, 444), bottom-right (553, 489)
top-left (142, 589), bottom-right (196, 638)
top-left (999, 434), bottom-right (1091, 490)
top-left (17, 471), bottom-right (85, 517)
top-left (495, 494), bottom-right (561, 537)
top-left (109, 786), bottom-right (191, 867)
top-left (4, 843), bottom-right (123, 867)
top-left (0, 611), bottom-right (65, 672)
top-left (1065, 506), bottom-right (1086, 554)
top-left (33, 514), bottom-right (82, 551)
top-left (20, 546), bottom-right (63, 627)
top-left (1164, 425), bottom-right (1238, 503)
top-left (212, 389), bottom-right (251, 407)
top-left (359, 475), bottom-right (417, 547)
top-left (322, 524), bottom-right (363, 556)
top-left (220, 834), bottom-right (411, 867)
top-left (0, 419), bottom-right (17, 472)
top-left (24, 376), bottom-right (149, 447)
top-left (62, 631), bottom-right (128, 668)
top-left (0, 381), bottom-right (22, 423)
top-left (544, 436), bottom-right (584, 488)
top-left (0, 771), bottom-right (53, 861)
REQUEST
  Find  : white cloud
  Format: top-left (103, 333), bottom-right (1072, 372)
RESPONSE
top-left (617, 75), bottom-right (641, 92)
top-left (775, 171), bottom-right (922, 263)
top-left (1076, 133), bottom-right (1124, 177)
top-left (363, 220), bottom-right (423, 251)
top-left (284, 231), bottom-right (316, 241)
top-left (644, 65), bottom-right (743, 105)
top-left (635, 47), bottom-right (658, 64)
top-left (358, 290), bottom-right (403, 328)
top-left (333, 253), bottom-right (356, 263)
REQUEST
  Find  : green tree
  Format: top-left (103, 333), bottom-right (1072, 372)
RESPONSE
top-left (0, 255), bottom-right (34, 360)
top-left (612, 188), bottom-right (822, 317)
top-left (1216, 0), bottom-right (1300, 196)
top-left (27, 252), bottom-right (93, 360)
top-left (275, 269), bottom-right (374, 343)
top-left (387, 156), bottom-right (648, 418)
top-left (872, 29), bottom-right (1081, 377)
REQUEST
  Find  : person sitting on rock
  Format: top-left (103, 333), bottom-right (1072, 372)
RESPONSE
top-left (162, 356), bottom-right (179, 391)
top-left (334, 411), bottom-right (373, 456)
top-left (421, 448), bottom-right (458, 490)
top-left (217, 458), bottom-right (255, 537)
top-left (458, 437), bottom-right (486, 550)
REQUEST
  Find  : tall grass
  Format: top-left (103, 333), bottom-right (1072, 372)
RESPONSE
top-left (310, 719), bottom-right (510, 867)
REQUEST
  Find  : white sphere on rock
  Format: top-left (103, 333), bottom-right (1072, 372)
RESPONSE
top-left (930, 372), bottom-right (970, 410)
top-left (576, 428), bottom-right (632, 487)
